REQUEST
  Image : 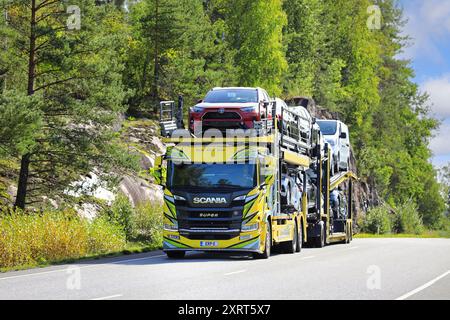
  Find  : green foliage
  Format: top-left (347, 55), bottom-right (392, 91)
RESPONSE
top-left (107, 194), bottom-right (134, 239)
top-left (360, 205), bottom-right (392, 234)
top-left (101, 195), bottom-right (162, 246)
top-left (0, 209), bottom-right (126, 269)
top-left (131, 202), bottom-right (163, 246)
top-left (0, 1), bottom-right (137, 208)
top-left (226, 0), bottom-right (287, 95)
top-left (392, 201), bottom-right (423, 234)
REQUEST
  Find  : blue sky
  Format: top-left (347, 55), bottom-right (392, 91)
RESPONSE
top-left (398, 0), bottom-right (450, 168)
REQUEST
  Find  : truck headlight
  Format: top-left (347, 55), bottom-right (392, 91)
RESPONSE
top-left (174, 195), bottom-right (186, 201)
top-left (233, 195), bottom-right (246, 201)
top-left (241, 222), bottom-right (259, 232)
top-left (164, 222), bottom-right (178, 231)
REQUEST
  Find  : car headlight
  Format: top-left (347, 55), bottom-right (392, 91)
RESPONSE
top-left (241, 106), bottom-right (257, 113)
top-left (164, 222), bottom-right (178, 231)
top-left (192, 106), bottom-right (204, 113)
top-left (241, 222), bottom-right (259, 232)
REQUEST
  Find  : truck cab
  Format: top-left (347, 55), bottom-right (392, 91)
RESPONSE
top-left (158, 144), bottom-right (277, 258)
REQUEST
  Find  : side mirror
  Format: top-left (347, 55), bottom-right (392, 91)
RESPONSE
top-left (152, 156), bottom-right (166, 186)
top-left (340, 132), bottom-right (347, 139)
top-left (197, 99), bottom-right (203, 104)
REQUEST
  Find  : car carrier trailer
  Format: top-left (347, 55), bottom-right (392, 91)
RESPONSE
top-left (154, 99), bottom-right (357, 259)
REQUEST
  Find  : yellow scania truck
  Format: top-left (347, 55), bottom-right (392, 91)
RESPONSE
top-left (154, 100), bottom-right (356, 259)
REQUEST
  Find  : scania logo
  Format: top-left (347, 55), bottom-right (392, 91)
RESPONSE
top-left (199, 213), bottom-right (219, 218)
top-left (193, 197), bottom-right (227, 204)
top-left (218, 108), bottom-right (225, 114)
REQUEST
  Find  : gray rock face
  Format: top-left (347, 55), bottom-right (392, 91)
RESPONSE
top-left (119, 175), bottom-right (163, 207)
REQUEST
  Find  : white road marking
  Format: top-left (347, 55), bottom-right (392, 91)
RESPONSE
top-left (300, 255), bottom-right (316, 260)
top-left (395, 270), bottom-right (450, 300)
top-left (91, 294), bottom-right (123, 300)
top-left (0, 254), bottom-right (166, 281)
top-left (224, 269), bottom-right (247, 276)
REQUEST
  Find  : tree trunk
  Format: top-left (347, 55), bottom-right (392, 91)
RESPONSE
top-left (15, 153), bottom-right (31, 209)
top-left (15, 0), bottom-right (37, 210)
top-left (152, 0), bottom-right (160, 113)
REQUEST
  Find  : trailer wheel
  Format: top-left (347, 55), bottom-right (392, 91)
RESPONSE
top-left (166, 251), bottom-right (186, 259)
top-left (314, 223), bottom-right (325, 248)
top-left (253, 222), bottom-right (271, 259)
top-left (295, 222), bottom-right (302, 253)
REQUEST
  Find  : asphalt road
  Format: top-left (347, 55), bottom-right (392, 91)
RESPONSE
top-left (0, 238), bottom-right (449, 300)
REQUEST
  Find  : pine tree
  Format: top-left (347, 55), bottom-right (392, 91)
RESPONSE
top-left (0, 0), bottom-right (132, 209)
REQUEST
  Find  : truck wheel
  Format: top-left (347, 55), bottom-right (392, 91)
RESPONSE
top-left (314, 223), bottom-right (325, 248)
top-left (345, 225), bottom-right (351, 244)
top-left (295, 222), bottom-right (302, 253)
top-left (282, 222), bottom-right (298, 254)
top-left (253, 222), bottom-right (271, 259)
top-left (166, 251), bottom-right (185, 259)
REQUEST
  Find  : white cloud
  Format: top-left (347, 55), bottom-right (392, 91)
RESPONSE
top-left (421, 74), bottom-right (450, 118)
top-left (430, 120), bottom-right (450, 158)
top-left (401, 0), bottom-right (450, 64)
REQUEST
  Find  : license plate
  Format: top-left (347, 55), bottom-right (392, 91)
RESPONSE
top-left (200, 241), bottom-right (218, 247)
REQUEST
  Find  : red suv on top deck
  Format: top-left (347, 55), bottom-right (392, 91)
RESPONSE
top-left (189, 87), bottom-right (272, 133)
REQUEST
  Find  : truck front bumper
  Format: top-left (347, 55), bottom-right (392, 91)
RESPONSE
top-left (163, 231), bottom-right (261, 253)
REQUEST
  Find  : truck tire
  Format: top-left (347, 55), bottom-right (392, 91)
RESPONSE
top-left (253, 222), bottom-right (271, 259)
top-left (314, 223), bottom-right (325, 248)
top-left (282, 222), bottom-right (298, 254)
top-left (166, 251), bottom-right (186, 259)
top-left (295, 222), bottom-right (302, 253)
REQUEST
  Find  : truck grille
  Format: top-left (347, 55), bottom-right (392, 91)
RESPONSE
top-left (177, 209), bottom-right (242, 240)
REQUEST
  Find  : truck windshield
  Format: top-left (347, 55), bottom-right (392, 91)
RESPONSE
top-left (204, 89), bottom-right (258, 103)
top-left (168, 163), bottom-right (257, 189)
top-left (317, 121), bottom-right (337, 135)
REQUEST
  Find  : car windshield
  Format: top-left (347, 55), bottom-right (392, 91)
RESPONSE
top-left (168, 163), bottom-right (257, 189)
top-left (317, 121), bottom-right (337, 135)
top-left (204, 89), bottom-right (258, 103)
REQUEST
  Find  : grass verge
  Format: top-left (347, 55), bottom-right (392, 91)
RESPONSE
top-left (355, 230), bottom-right (450, 239)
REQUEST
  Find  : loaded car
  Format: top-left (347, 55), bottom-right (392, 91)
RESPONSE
top-left (316, 119), bottom-right (350, 174)
top-left (189, 87), bottom-right (272, 134)
top-left (275, 97), bottom-right (315, 155)
top-left (280, 168), bottom-right (319, 214)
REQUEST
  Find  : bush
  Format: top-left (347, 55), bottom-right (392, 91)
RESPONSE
top-left (107, 194), bottom-right (134, 239)
top-left (88, 216), bottom-right (126, 253)
top-left (130, 202), bottom-right (163, 247)
top-left (0, 210), bottom-right (126, 269)
top-left (360, 205), bottom-right (392, 234)
top-left (392, 201), bottom-right (423, 235)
